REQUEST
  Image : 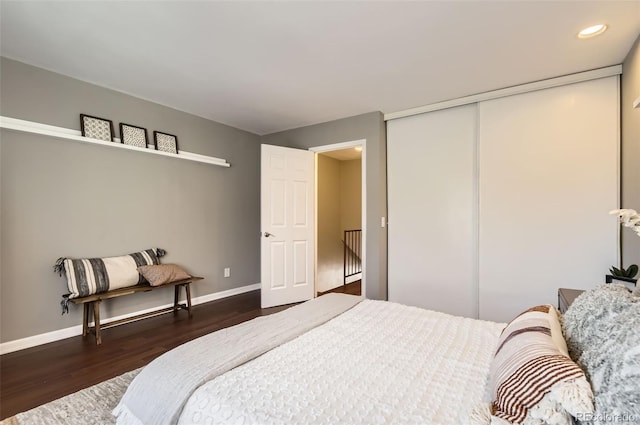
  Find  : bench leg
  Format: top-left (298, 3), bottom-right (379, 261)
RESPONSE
top-left (173, 285), bottom-right (180, 315)
top-left (185, 283), bottom-right (193, 319)
top-left (82, 304), bottom-right (89, 337)
top-left (93, 300), bottom-right (102, 345)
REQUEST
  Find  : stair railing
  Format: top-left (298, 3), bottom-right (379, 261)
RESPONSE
top-left (343, 229), bottom-right (362, 285)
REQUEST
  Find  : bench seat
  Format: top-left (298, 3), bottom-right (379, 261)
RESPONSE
top-left (70, 276), bottom-right (203, 345)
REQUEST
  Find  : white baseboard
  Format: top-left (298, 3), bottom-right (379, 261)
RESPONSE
top-left (0, 283), bottom-right (261, 355)
top-left (346, 273), bottom-right (362, 284)
top-left (318, 274), bottom-right (362, 293)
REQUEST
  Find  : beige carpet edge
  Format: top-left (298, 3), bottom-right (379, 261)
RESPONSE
top-left (0, 415), bottom-right (20, 425)
top-left (2, 368), bottom-right (141, 425)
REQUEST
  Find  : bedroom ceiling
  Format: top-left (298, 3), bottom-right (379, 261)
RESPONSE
top-left (1, 1), bottom-right (639, 136)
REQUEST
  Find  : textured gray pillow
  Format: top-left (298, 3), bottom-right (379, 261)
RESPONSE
top-left (562, 284), bottom-right (640, 424)
top-left (562, 284), bottom-right (633, 359)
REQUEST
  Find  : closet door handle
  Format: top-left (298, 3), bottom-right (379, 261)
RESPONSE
top-left (264, 232), bottom-right (276, 237)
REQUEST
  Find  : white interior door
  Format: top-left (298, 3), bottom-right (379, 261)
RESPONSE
top-left (261, 144), bottom-right (315, 308)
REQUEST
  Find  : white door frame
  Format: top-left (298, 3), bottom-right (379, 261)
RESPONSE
top-left (310, 139), bottom-right (366, 297)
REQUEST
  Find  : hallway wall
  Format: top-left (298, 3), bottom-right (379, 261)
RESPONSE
top-left (317, 156), bottom-right (362, 293)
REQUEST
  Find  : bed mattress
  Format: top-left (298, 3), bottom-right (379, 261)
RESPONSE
top-left (178, 299), bottom-right (505, 425)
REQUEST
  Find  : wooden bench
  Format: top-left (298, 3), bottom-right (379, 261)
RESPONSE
top-left (70, 276), bottom-right (203, 345)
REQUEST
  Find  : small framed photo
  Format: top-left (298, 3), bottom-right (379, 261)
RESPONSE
top-left (80, 114), bottom-right (114, 142)
top-left (119, 123), bottom-right (148, 148)
top-left (154, 131), bottom-right (179, 154)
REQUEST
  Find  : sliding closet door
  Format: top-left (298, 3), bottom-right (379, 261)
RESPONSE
top-left (388, 104), bottom-right (477, 318)
top-left (478, 77), bottom-right (619, 322)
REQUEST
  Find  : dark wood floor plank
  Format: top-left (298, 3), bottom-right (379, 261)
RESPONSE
top-left (318, 280), bottom-right (362, 296)
top-left (0, 282), bottom-right (361, 420)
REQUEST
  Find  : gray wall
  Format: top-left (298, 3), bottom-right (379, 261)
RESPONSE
top-left (317, 154), bottom-right (343, 293)
top-left (261, 112), bottom-right (388, 300)
top-left (621, 35), bottom-right (640, 268)
top-left (0, 57), bottom-right (261, 343)
top-left (340, 159), bottom-right (363, 233)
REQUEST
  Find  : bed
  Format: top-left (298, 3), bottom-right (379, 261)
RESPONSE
top-left (111, 293), bottom-right (503, 424)
top-left (8, 284), bottom-right (640, 425)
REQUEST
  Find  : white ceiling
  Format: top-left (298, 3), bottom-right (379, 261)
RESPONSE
top-left (1, 1), bottom-right (639, 136)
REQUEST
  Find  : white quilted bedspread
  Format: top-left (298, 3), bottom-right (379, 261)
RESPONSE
top-left (178, 300), bottom-right (505, 425)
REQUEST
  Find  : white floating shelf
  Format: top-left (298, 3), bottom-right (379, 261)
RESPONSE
top-left (0, 116), bottom-right (230, 167)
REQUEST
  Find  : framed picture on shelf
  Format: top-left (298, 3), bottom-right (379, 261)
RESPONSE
top-left (119, 123), bottom-right (148, 148)
top-left (154, 131), bottom-right (178, 154)
top-left (80, 114), bottom-right (114, 142)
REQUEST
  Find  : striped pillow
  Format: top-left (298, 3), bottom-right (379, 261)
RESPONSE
top-left (488, 305), bottom-right (594, 425)
top-left (55, 248), bottom-right (165, 299)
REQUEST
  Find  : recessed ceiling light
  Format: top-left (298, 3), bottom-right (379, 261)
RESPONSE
top-left (578, 24), bottom-right (607, 38)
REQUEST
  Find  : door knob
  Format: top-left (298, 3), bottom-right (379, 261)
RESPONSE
top-left (264, 232), bottom-right (275, 237)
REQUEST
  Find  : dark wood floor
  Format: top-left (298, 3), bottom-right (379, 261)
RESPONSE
top-left (318, 280), bottom-right (361, 296)
top-left (0, 281), bottom-right (361, 420)
top-left (0, 290), bottom-right (291, 419)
